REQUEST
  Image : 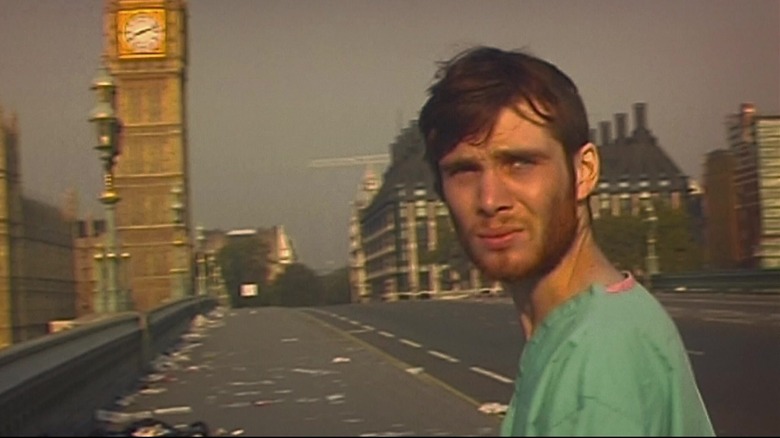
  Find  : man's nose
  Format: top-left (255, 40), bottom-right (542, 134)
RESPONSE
top-left (478, 169), bottom-right (512, 216)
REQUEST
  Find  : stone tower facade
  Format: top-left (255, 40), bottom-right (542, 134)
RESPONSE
top-left (102, 0), bottom-right (192, 311)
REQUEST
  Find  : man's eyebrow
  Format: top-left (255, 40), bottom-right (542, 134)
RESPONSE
top-left (490, 147), bottom-right (548, 162)
top-left (439, 155), bottom-right (480, 171)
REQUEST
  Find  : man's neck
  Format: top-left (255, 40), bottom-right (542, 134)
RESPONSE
top-left (504, 227), bottom-right (622, 340)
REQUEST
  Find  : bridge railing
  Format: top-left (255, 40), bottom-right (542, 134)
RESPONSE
top-left (0, 295), bottom-right (217, 437)
top-left (651, 269), bottom-right (780, 294)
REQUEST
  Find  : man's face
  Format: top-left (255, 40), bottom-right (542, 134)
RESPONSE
top-left (439, 104), bottom-right (579, 282)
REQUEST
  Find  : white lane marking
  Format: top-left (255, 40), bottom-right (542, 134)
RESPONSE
top-left (378, 331), bottom-right (395, 338)
top-left (399, 338), bottom-right (422, 348)
top-left (361, 325), bottom-right (375, 331)
top-left (687, 350), bottom-right (705, 356)
top-left (427, 350), bottom-right (460, 363)
top-left (701, 317), bottom-right (753, 325)
top-left (469, 366), bottom-right (513, 384)
top-left (348, 319), bottom-right (361, 325)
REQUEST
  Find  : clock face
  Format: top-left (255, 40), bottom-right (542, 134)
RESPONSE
top-left (124, 13), bottom-right (163, 52)
top-left (117, 9), bottom-right (166, 57)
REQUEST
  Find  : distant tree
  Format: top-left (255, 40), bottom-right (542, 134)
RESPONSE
top-left (593, 200), bottom-right (704, 277)
top-left (655, 202), bottom-right (704, 273)
top-left (216, 234), bottom-right (270, 307)
top-left (269, 263), bottom-right (323, 307)
top-left (593, 213), bottom-right (646, 275)
top-left (321, 266), bottom-right (351, 305)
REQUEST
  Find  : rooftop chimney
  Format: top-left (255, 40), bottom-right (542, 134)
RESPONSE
top-left (615, 113), bottom-right (627, 142)
top-left (633, 102), bottom-right (647, 131)
top-left (589, 128), bottom-right (597, 144)
top-left (598, 121), bottom-right (611, 146)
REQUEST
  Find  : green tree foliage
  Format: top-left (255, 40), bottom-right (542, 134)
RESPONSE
top-left (321, 266), bottom-right (351, 305)
top-left (592, 213), bottom-right (646, 273)
top-left (655, 203), bottom-right (704, 273)
top-left (216, 234), bottom-right (270, 308)
top-left (593, 200), bottom-right (704, 276)
top-left (268, 263), bottom-right (324, 307)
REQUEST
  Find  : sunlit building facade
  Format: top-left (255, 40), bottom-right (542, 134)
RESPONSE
top-left (727, 103), bottom-right (780, 269)
top-left (357, 121), bottom-right (486, 300)
top-left (702, 149), bottom-right (740, 269)
top-left (0, 107), bottom-right (77, 347)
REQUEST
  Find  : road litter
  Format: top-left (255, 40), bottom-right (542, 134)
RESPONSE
top-left (477, 402), bottom-right (508, 416)
top-left (153, 406), bottom-right (193, 416)
top-left (332, 356), bottom-right (351, 363)
top-left (405, 367), bottom-right (424, 375)
top-left (253, 399), bottom-right (281, 407)
top-left (139, 387), bottom-right (167, 395)
top-left (230, 429), bottom-right (245, 436)
top-left (325, 393), bottom-right (345, 402)
top-left (221, 402), bottom-right (251, 409)
top-left (281, 337), bottom-right (299, 342)
top-left (291, 367), bottom-right (334, 376)
top-left (92, 417), bottom-right (210, 437)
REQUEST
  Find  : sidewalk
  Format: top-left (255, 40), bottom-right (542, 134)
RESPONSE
top-left (97, 306), bottom-right (501, 436)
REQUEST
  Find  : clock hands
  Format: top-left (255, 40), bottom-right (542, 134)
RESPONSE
top-left (126, 24), bottom-right (160, 42)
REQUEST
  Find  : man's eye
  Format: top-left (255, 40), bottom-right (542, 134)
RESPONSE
top-left (507, 158), bottom-right (533, 171)
top-left (446, 166), bottom-right (478, 177)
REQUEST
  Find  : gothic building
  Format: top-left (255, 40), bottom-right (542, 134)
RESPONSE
top-left (0, 107), bottom-right (76, 347)
top-left (589, 103), bottom-right (699, 218)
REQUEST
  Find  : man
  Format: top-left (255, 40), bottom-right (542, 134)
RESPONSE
top-left (418, 46), bottom-right (714, 436)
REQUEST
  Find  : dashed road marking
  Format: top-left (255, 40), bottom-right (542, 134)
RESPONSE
top-left (469, 366), bottom-right (513, 384)
top-left (361, 325), bottom-right (375, 331)
top-left (378, 331), bottom-right (395, 338)
top-left (428, 350), bottom-right (460, 363)
top-left (399, 338), bottom-right (422, 348)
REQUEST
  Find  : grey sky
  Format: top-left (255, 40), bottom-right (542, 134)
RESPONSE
top-left (1, 0), bottom-right (778, 271)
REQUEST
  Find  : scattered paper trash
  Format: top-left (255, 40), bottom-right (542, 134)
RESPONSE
top-left (153, 406), bottom-right (193, 416)
top-left (253, 399), bottom-right (281, 407)
top-left (326, 393), bottom-right (345, 402)
top-left (478, 402), bottom-right (508, 416)
top-left (331, 356), bottom-right (351, 363)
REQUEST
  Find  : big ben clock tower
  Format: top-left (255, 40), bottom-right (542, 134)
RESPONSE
top-left (102, 0), bottom-right (192, 311)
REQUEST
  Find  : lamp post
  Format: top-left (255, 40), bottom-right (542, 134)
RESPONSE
top-left (89, 62), bottom-right (127, 313)
top-left (641, 194), bottom-right (660, 289)
top-left (171, 184), bottom-right (188, 299)
top-left (196, 225), bottom-right (207, 296)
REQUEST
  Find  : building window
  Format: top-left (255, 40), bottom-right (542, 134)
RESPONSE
top-left (619, 196), bottom-right (631, 215)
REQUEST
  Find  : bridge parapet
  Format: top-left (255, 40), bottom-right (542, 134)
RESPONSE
top-left (0, 296), bottom-right (217, 436)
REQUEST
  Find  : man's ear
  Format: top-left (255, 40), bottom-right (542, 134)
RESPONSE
top-left (574, 142), bottom-right (600, 202)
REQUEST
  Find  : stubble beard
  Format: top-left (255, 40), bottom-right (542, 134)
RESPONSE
top-left (456, 195), bottom-right (579, 283)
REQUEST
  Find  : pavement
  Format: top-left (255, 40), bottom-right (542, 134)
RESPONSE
top-left (95, 306), bottom-right (502, 436)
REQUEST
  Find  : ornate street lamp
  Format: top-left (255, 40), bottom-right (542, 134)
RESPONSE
top-left (171, 185), bottom-right (190, 300)
top-left (196, 225), bottom-right (207, 296)
top-left (170, 184), bottom-right (188, 299)
top-left (641, 194), bottom-right (660, 288)
top-left (89, 62), bottom-right (128, 312)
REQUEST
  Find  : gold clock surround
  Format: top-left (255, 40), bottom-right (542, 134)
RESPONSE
top-left (117, 9), bottom-right (167, 58)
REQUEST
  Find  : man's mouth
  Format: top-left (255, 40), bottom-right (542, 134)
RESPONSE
top-left (476, 228), bottom-right (523, 250)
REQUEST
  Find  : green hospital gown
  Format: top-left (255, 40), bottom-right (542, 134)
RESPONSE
top-left (500, 280), bottom-right (715, 436)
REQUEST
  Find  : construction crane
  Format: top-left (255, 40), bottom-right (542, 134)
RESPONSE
top-left (307, 153), bottom-right (390, 169)
top-left (308, 153), bottom-right (390, 192)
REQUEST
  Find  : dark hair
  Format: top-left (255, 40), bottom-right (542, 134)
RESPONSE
top-left (418, 46), bottom-right (590, 195)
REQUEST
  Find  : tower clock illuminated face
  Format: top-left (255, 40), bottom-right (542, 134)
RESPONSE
top-left (118, 9), bottom-right (166, 57)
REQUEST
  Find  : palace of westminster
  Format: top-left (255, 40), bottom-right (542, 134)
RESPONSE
top-left (1, 0), bottom-right (778, 347)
